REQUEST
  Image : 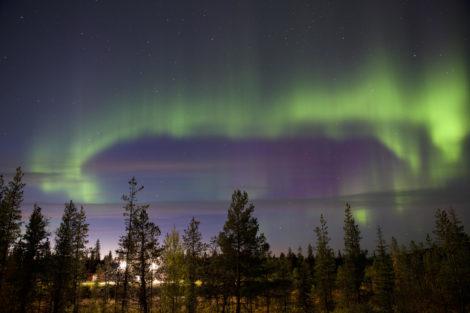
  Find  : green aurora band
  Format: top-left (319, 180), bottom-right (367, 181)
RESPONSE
top-left (29, 55), bottom-right (469, 203)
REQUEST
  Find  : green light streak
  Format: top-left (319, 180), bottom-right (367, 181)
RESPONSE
top-left (29, 55), bottom-right (469, 202)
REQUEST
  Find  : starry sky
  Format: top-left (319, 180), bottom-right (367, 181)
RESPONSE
top-left (1, 0), bottom-right (469, 254)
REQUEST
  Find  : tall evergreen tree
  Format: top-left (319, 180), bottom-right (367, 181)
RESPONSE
top-left (372, 226), bottom-right (394, 313)
top-left (133, 203), bottom-right (160, 313)
top-left (0, 167), bottom-right (25, 287)
top-left (314, 214), bottom-right (335, 313)
top-left (71, 205), bottom-right (89, 313)
top-left (337, 203), bottom-right (365, 307)
top-left (306, 244), bottom-right (315, 272)
top-left (19, 204), bottom-right (50, 313)
top-left (294, 255), bottom-right (314, 313)
top-left (217, 190), bottom-right (269, 313)
top-left (117, 177), bottom-right (141, 312)
top-left (52, 201), bottom-right (77, 313)
top-left (183, 217), bottom-right (207, 313)
top-left (94, 239), bottom-right (101, 262)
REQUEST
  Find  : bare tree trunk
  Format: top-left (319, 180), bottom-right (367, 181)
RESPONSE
top-left (222, 293), bottom-right (227, 313)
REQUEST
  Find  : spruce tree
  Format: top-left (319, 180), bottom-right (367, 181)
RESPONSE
top-left (217, 190), bottom-right (269, 313)
top-left (314, 214), bottom-right (335, 313)
top-left (372, 226), bottom-right (394, 313)
top-left (19, 204), bottom-right (49, 313)
top-left (337, 203), bottom-right (365, 307)
top-left (94, 239), bottom-right (101, 262)
top-left (183, 217), bottom-right (207, 313)
top-left (52, 201), bottom-right (77, 313)
top-left (306, 244), bottom-right (315, 272)
top-left (0, 167), bottom-right (25, 286)
top-left (71, 205), bottom-right (89, 313)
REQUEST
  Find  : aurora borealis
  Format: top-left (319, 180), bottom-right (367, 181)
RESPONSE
top-left (1, 0), bottom-right (469, 253)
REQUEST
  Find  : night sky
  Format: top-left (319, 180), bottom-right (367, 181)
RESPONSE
top-left (1, 0), bottom-right (469, 254)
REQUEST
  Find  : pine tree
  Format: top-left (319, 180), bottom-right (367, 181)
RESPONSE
top-left (19, 204), bottom-right (50, 313)
top-left (217, 190), bottom-right (269, 313)
top-left (117, 177), bottom-right (141, 312)
top-left (314, 214), bottom-right (335, 313)
top-left (0, 167), bottom-right (25, 286)
top-left (183, 217), bottom-right (207, 313)
top-left (372, 226), bottom-right (394, 313)
top-left (133, 204), bottom-right (160, 313)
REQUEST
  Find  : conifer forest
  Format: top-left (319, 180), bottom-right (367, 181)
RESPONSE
top-left (0, 168), bottom-right (469, 313)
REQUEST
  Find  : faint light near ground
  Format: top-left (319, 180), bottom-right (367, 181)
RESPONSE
top-left (151, 262), bottom-right (158, 271)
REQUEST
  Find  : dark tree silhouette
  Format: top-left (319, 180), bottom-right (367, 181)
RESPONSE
top-left (133, 203), bottom-right (160, 313)
top-left (217, 190), bottom-right (269, 313)
top-left (372, 226), bottom-right (394, 313)
top-left (433, 209), bottom-right (470, 313)
top-left (183, 217), bottom-right (207, 313)
top-left (337, 203), bottom-right (366, 308)
top-left (0, 167), bottom-right (25, 288)
top-left (117, 177), bottom-right (141, 313)
top-left (52, 201), bottom-right (88, 313)
top-left (314, 214), bottom-right (335, 313)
